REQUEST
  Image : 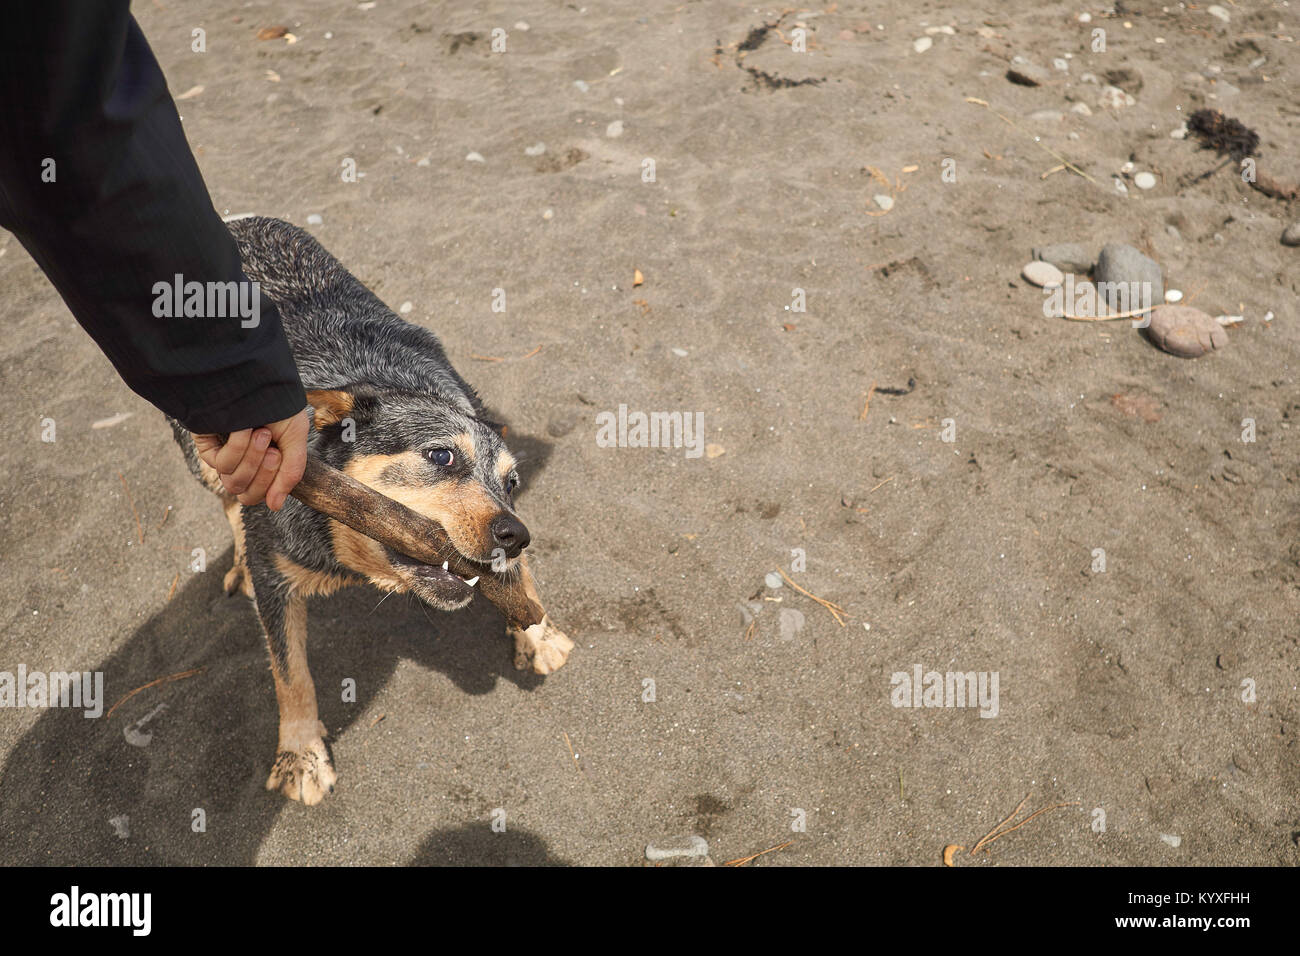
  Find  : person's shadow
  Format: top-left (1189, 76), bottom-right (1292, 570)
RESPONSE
top-left (0, 430), bottom-right (569, 866)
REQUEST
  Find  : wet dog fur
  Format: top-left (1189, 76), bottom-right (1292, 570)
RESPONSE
top-left (168, 216), bottom-right (572, 805)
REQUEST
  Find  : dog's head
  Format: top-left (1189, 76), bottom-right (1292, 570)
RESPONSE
top-left (306, 386), bottom-right (527, 610)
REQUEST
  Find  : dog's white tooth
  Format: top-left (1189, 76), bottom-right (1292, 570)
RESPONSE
top-left (464, 576), bottom-right (479, 587)
top-left (442, 561), bottom-right (449, 571)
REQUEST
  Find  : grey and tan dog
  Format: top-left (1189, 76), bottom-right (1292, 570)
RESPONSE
top-left (169, 216), bottom-right (573, 805)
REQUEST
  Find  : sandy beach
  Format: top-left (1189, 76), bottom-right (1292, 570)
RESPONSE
top-left (1, 0), bottom-right (1297, 865)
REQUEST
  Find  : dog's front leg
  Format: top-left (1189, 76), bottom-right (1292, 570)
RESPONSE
top-left (250, 557), bottom-right (337, 805)
top-left (507, 556), bottom-right (575, 675)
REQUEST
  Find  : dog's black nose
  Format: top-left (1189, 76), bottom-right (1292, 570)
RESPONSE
top-left (491, 514), bottom-right (530, 557)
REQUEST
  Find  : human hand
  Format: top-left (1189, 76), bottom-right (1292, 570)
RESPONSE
top-left (193, 408), bottom-right (310, 510)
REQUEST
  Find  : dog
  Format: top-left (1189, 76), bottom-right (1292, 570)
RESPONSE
top-left (168, 216), bottom-right (573, 805)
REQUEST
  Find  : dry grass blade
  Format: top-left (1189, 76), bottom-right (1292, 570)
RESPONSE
top-left (776, 568), bottom-right (847, 626)
top-left (969, 792), bottom-right (1081, 856)
top-left (723, 840), bottom-right (793, 867)
top-left (105, 667), bottom-right (205, 720)
top-left (965, 97), bottom-right (1097, 184)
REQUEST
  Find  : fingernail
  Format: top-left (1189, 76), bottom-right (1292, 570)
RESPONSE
top-left (255, 430), bottom-right (271, 450)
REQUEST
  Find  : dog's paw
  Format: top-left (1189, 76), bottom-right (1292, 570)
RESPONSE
top-left (511, 615), bottom-right (575, 675)
top-left (266, 735), bottom-right (336, 805)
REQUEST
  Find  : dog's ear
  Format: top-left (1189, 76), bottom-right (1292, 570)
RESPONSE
top-left (305, 389), bottom-right (357, 427)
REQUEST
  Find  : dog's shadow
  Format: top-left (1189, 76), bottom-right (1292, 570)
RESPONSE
top-left (0, 435), bottom-right (567, 866)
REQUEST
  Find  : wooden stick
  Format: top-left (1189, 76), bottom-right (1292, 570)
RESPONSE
top-left (290, 456), bottom-right (545, 630)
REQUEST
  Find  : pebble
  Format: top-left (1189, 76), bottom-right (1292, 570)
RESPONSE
top-left (1070, 102), bottom-right (1092, 116)
top-left (912, 36), bottom-right (933, 53)
top-left (1053, 58), bottom-right (1069, 72)
top-left (1146, 305), bottom-right (1228, 358)
top-left (1170, 124), bottom-right (1188, 140)
top-left (1033, 243), bottom-right (1093, 274)
top-left (606, 119), bottom-right (624, 138)
top-left (514, 20), bottom-right (530, 31)
top-left (765, 572), bottom-right (783, 589)
top-left (465, 151), bottom-right (485, 163)
top-left (1022, 260), bottom-right (1065, 288)
top-left (525, 142), bottom-right (546, 156)
top-left (1164, 289), bottom-right (1183, 303)
top-left (1098, 85), bottom-right (1135, 109)
top-left (1029, 109), bottom-right (1064, 124)
top-left (1134, 171), bottom-right (1157, 190)
top-left (546, 412), bottom-right (577, 438)
top-left (1096, 243), bottom-right (1164, 304)
top-left (304, 213), bottom-right (324, 226)
top-left (873, 194), bottom-right (894, 211)
top-left (542, 208), bottom-right (554, 220)
top-left (399, 301), bottom-right (413, 314)
top-left (1206, 5), bottom-right (1230, 23)
top-left (1007, 63), bottom-right (1051, 86)
top-left (573, 79), bottom-right (590, 93)
top-left (645, 836), bottom-right (713, 865)
top-left (1078, 13), bottom-right (1092, 23)
top-left (1281, 222), bottom-right (1300, 247)
top-left (1160, 834), bottom-right (1183, 849)
top-left (924, 25), bottom-right (955, 35)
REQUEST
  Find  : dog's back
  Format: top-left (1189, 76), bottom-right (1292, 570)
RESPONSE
top-left (169, 216), bottom-right (479, 481)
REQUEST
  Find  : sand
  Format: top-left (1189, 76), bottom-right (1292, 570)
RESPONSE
top-left (1, 1), bottom-right (1297, 865)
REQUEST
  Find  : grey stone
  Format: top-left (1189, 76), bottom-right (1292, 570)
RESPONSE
top-left (1096, 243), bottom-right (1164, 304)
top-left (1033, 243), bottom-right (1094, 274)
top-left (1281, 222), bottom-right (1300, 247)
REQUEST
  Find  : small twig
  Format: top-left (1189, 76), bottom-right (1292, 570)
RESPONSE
top-left (869, 476), bottom-right (894, 494)
top-left (777, 568), bottom-right (846, 626)
top-left (369, 713), bottom-right (386, 729)
top-left (858, 383), bottom-right (876, 421)
top-left (118, 472), bottom-right (144, 544)
top-left (165, 571), bottom-right (179, 602)
top-left (470, 354), bottom-right (505, 362)
top-left (155, 504), bottom-right (172, 532)
top-left (520, 345), bottom-right (543, 359)
top-left (1061, 305), bottom-right (1154, 322)
top-left (105, 667), bottom-right (205, 720)
top-left (723, 840), bottom-right (793, 867)
top-left (562, 731), bottom-right (585, 777)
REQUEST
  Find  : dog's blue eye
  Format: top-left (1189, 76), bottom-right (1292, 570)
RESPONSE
top-left (426, 448), bottom-right (454, 467)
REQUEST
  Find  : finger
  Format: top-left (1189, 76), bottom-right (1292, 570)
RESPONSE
top-left (220, 429), bottom-right (272, 496)
top-left (265, 413), bottom-right (309, 511)
top-left (201, 428), bottom-right (253, 475)
top-left (237, 447), bottom-right (280, 507)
